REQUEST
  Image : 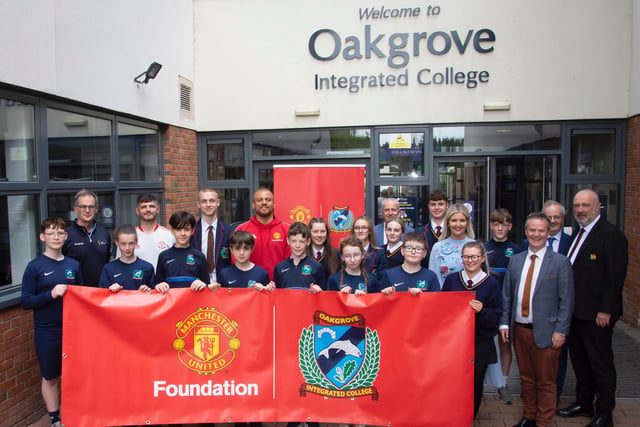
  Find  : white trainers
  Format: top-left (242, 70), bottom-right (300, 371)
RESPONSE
top-left (497, 385), bottom-right (513, 404)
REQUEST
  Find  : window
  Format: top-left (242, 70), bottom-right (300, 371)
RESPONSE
top-left (206, 139), bottom-right (245, 180)
top-left (433, 124), bottom-right (561, 153)
top-left (48, 108), bottom-right (112, 181)
top-left (0, 195), bottom-right (39, 288)
top-left (378, 132), bottom-right (424, 178)
top-left (570, 130), bottom-right (615, 175)
top-left (118, 123), bottom-right (160, 181)
top-left (0, 97), bottom-right (36, 182)
top-left (252, 129), bottom-right (371, 157)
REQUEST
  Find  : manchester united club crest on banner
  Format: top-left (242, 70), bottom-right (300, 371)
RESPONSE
top-left (289, 205), bottom-right (312, 223)
top-left (328, 206), bottom-right (354, 233)
top-left (173, 307), bottom-right (241, 375)
top-left (298, 311), bottom-right (380, 400)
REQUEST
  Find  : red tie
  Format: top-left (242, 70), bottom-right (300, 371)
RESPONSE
top-left (435, 225), bottom-right (442, 237)
top-left (206, 225), bottom-right (215, 273)
top-left (521, 254), bottom-right (537, 317)
top-left (316, 251), bottom-right (322, 261)
top-left (467, 279), bottom-right (473, 288)
top-left (387, 250), bottom-right (392, 257)
top-left (568, 228), bottom-right (585, 260)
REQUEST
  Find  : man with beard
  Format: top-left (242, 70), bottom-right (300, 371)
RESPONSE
top-left (131, 193), bottom-right (174, 270)
top-left (557, 189), bottom-right (628, 427)
top-left (236, 188), bottom-right (290, 281)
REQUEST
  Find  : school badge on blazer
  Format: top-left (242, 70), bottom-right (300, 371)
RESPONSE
top-left (328, 205), bottom-right (354, 233)
top-left (172, 307), bottom-right (241, 374)
top-left (298, 311), bottom-right (380, 399)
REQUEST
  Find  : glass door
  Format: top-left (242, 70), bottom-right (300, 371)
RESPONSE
top-left (436, 159), bottom-right (488, 240)
top-left (436, 155), bottom-right (559, 243)
top-left (494, 155), bottom-right (558, 242)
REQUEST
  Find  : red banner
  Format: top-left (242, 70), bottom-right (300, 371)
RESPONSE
top-left (274, 165), bottom-right (365, 248)
top-left (61, 287), bottom-right (474, 426)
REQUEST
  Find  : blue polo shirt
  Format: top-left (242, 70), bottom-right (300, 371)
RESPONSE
top-left (273, 256), bottom-right (326, 290)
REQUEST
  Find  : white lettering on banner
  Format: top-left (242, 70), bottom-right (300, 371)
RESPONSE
top-left (153, 380), bottom-right (259, 397)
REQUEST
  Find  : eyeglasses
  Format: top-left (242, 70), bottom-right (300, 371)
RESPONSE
top-left (44, 231), bottom-right (66, 238)
top-left (353, 226), bottom-right (369, 232)
top-left (461, 255), bottom-right (482, 261)
top-left (76, 205), bottom-right (96, 211)
top-left (343, 253), bottom-right (362, 260)
top-left (403, 246), bottom-right (425, 253)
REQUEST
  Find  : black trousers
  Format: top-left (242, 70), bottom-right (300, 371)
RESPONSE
top-left (568, 317), bottom-right (616, 416)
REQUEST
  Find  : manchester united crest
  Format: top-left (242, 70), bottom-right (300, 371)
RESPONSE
top-left (328, 206), bottom-right (354, 233)
top-left (289, 205), bottom-right (312, 223)
top-left (173, 307), bottom-right (241, 375)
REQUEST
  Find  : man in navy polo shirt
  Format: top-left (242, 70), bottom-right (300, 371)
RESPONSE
top-left (63, 189), bottom-right (112, 287)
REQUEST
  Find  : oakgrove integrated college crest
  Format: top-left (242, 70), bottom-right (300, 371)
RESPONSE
top-left (328, 205), bottom-right (354, 233)
top-left (298, 311), bottom-right (380, 400)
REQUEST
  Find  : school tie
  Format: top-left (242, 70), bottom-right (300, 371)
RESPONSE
top-left (435, 225), bottom-right (442, 237)
top-left (521, 254), bottom-right (536, 318)
top-left (206, 225), bottom-right (215, 273)
top-left (568, 228), bottom-right (585, 260)
top-left (316, 251), bottom-right (322, 261)
top-left (547, 237), bottom-right (555, 250)
top-left (467, 279), bottom-right (473, 288)
top-left (387, 250), bottom-right (392, 257)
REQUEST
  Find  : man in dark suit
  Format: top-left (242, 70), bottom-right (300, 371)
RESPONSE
top-left (500, 212), bottom-right (574, 427)
top-left (521, 200), bottom-right (571, 255)
top-left (557, 189), bottom-right (628, 427)
top-left (191, 188), bottom-right (234, 283)
top-left (415, 189), bottom-right (449, 264)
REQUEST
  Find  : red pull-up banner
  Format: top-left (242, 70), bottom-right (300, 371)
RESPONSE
top-left (61, 287), bottom-right (474, 426)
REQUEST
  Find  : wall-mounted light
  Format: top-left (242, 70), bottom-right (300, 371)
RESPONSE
top-left (483, 101), bottom-right (511, 111)
top-left (134, 62), bottom-right (163, 84)
top-left (295, 108), bottom-right (320, 117)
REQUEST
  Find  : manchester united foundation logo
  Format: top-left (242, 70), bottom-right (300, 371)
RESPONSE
top-left (298, 311), bottom-right (380, 400)
top-left (173, 307), bottom-right (241, 375)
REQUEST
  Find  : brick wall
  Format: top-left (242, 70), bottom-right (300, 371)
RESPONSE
top-left (163, 125), bottom-right (199, 224)
top-left (0, 305), bottom-right (47, 426)
top-left (624, 114), bottom-right (640, 329)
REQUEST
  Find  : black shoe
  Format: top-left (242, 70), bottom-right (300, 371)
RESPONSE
top-left (556, 402), bottom-right (594, 418)
top-left (512, 417), bottom-right (536, 427)
top-left (586, 414), bottom-right (613, 427)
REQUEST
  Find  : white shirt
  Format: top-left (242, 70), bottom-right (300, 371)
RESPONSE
top-left (515, 247), bottom-right (547, 323)
top-left (461, 270), bottom-right (488, 288)
top-left (134, 225), bottom-right (175, 270)
top-left (548, 231), bottom-right (563, 252)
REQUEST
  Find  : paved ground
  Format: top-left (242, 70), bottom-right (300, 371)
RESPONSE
top-left (29, 323), bottom-right (640, 427)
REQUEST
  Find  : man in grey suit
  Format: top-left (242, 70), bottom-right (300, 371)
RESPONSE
top-left (500, 212), bottom-right (574, 427)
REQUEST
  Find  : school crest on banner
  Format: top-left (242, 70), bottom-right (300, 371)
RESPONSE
top-left (328, 205), bottom-right (354, 233)
top-left (298, 311), bottom-right (380, 399)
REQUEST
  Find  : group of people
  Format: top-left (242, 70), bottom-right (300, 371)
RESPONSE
top-left (21, 186), bottom-right (628, 427)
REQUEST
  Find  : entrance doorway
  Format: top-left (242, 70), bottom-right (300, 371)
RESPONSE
top-left (436, 155), bottom-right (558, 242)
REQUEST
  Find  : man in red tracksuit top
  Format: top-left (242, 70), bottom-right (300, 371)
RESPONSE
top-left (236, 188), bottom-right (290, 281)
